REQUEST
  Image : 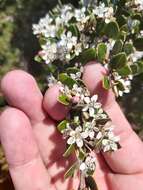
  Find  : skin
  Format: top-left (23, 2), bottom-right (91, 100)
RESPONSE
top-left (0, 62), bottom-right (143, 190)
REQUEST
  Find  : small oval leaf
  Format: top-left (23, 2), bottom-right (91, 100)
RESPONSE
top-left (57, 120), bottom-right (68, 132)
top-left (102, 76), bottom-right (110, 90)
top-left (85, 176), bottom-right (99, 190)
top-left (97, 43), bottom-right (107, 62)
top-left (63, 144), bottom-right (75, 157)
top-left (112, 40), bottom-right (123, 55)
top-left (58, 94), bottom-right (70, 106)
top-left (117, 65), bottom-right (132, 77)
top-left (59, 73), bottom-right (77, 88)
top-left (110, 52), bottom-right (127, 69)
top-left (79, 48), bottom-right (96, 64)
top-left (64, 162), bottom-right (78, 179)
top-left (124, 43), bottom-right (134, 55)
top-left (105, 21), bottom-right (120, 39)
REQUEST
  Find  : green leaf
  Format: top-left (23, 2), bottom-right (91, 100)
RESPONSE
top-left (57, 120), bottom-right (68, 132)
top-left (63, 144), bottom-right (75, 157)
top-left (80, 48), bottom-right (96, 64)
top-left (119, 31), bottom-right (127, 41)
top-left (117, 15), bottom-right (127, 27)
top-left (130, 64), bottom-right (139, 75)
top-left (64, 162), bottom-right (78, 179)
top-left (96, 20), bottom-right (106, 36)
top-left (39, 36), bottom-right (47, 46)
top-left (85, 176), bottom-right (99, 190)
top-left (97, 43), bottom-right (107, 62)
top-left (132, 13), bottom-right (142, 21)
top-left (105, 21), bottom-right (120, 39)
top-left (59, 73), bottom-right (77, 88)
top-left (120, 24), bottom-right (128, 32)
top-left (34, 55), bottom-right (42, 63)
top-left (124, 43), bottom-right (134, 55)
top-left (78, 149), bottom-right (86, 160)
top-left (112, 40), bottom-right (123, 55)
top-left (133, 38), bottom-right (143, 51)
top-left (66, 67), bottom-right (80, 74)
top-left (68, 24), bottom-right (79, 37)
top-left (117, 65), bottom-right (132, 77)
top-left (58, 94), bottom-right (70, 106)
top-left (131, 61), bottom-right (143, 75)
top-left (110, 52), bottom-right (127, 69)
top-left (117, 81), bottom-right (125, 91)
top-left (102, 76), bottom-right (110, 90)
top-left (137, 61), bottom-right (143, 73)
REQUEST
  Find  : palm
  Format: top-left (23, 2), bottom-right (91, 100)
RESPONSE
top-left (30, 118), bottom-right (143, 190)
top-left (0, 63), bottom-right (143, 190)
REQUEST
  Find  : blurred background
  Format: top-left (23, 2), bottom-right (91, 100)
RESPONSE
top-left (0, 0), bottom-right (143, 189)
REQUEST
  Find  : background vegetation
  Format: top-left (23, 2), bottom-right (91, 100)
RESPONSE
top-left (0, 0), bottom-right (143, 189)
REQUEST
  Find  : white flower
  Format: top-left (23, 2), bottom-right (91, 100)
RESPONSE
top-left (75, 7), bottom-right (89, 24)
top-left (82, 95), bottom-right (103, 117)
top-left (57, 32), bottom-right (78, 61)
top-left (81, 126), bottom-right (95, 140)
top-left (61, 32), bottom-right (77, 51)
top-left (33, 14), bottom-right (56, 38)
top-left (134, 0), bottom-right (143, 11)
top-left (72, 84), bottom-right (83, 97)
top-left (70, 72), bottom-right (82, 80)
top-left (82, 95), bottom-right (107, 119)
top-left (130, 51), bottom-right (143, 62)
top-left (60, 85), bottom-right (71, 96)
top-left (96, 131), bottom-right (103, 140)
top-left (112, 72), bottom-right (132, 97)
top-left (80, 155), bottom-right (96, 175)
top-left (140, 30), bottom-right (143, 36)
top-left (74, 43), bottom-right (82, 56)
top-left (93, 3), bottom-right (114, 23)
top-left (67, 126), bottom-right (84, 148)
top-left (40, 42), bottom-right (57, 64)
top-left (102, 131), bottom-right (120, 152)
top-left (60, 5), bottom-right (73, 24)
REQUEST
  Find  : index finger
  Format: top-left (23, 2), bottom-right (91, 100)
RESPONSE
top-left (83, 62), bottom-right (143, 174)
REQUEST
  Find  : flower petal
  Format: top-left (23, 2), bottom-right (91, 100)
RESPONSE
top-left (67, 136), bottom-right (76, 145)
top-left (76, 138), bottom-right (83, 148)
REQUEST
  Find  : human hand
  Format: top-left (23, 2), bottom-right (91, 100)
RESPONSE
top-left (0, 62), bottom-right (143, 190)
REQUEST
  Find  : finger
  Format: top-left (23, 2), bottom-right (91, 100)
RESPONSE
top-left (1, 70), bottom-right (79, 188)
top-left (0, 70), bottom-right (68, 162)
top-left (0, 70), bottom-right (63, 157)
top-left (43, 85), bottom-right (69, 121)
top-left (108, 173), bottom-right (143, 190)
top-left (83, 62), bottom-right (143, 174)
top-left (0, 71), bottom-right (68, 167)
top-left (0, 108), bottom-right (54, 190)
top-left (1, 70), bottom-right (45, 124)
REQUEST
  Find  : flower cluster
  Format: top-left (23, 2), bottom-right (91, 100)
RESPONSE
top-left (33, 0), bottom-right (143, 189)
top-left (93, 2), bottom-right (114, 23)
top-left (111, 71), bottom-right (132, 97)
top-left (126, 0), bottom-right (143, 11)
top-left (80, 155), bottom-right (96, 176)
top-left (58, 80), bottom-right (119, 179)
top-left (33, 0), bottom-right (143, 97)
